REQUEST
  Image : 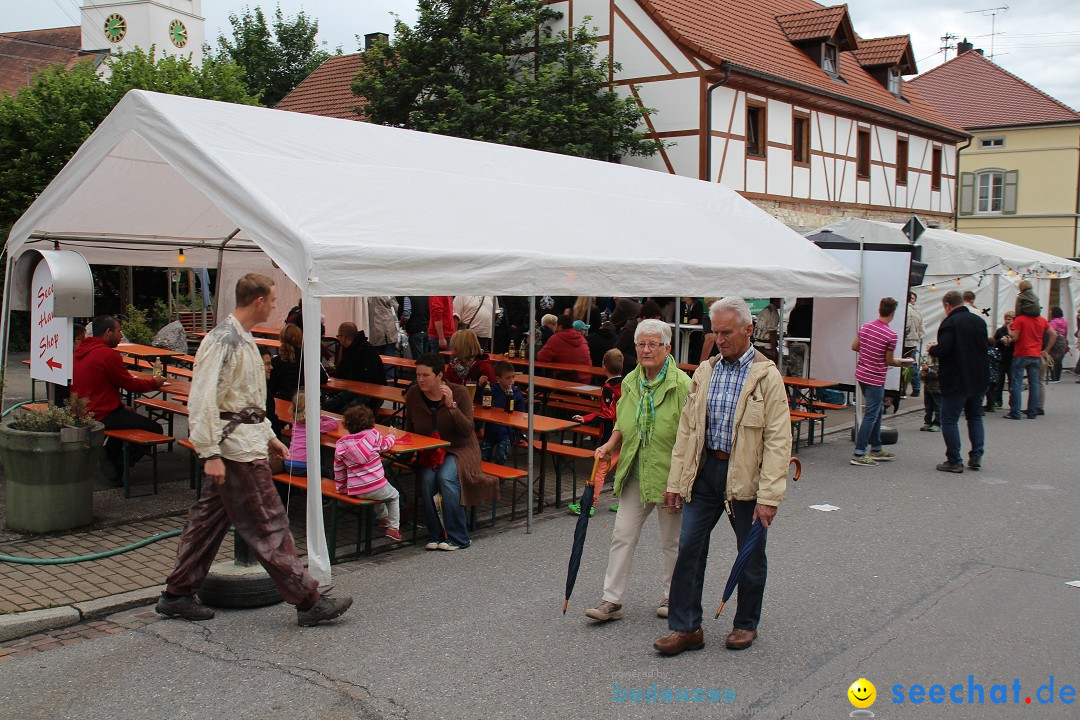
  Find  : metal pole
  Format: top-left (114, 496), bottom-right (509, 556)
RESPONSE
top-left (853, 237), bottom-right (866, 437)
top-left (302, 291), bottom-right (331, 583)
top-left (527, 295), bottom-right (535, 534)
top-left (673, 297), bottom-right (681, 363)
top-left (778, 298), bottom-right (786, 375)
top-left (0, 252), bottom-right (14, 411)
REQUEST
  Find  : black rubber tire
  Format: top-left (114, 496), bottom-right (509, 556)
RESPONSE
top-left (197, 572), bottom-right (283, 608)
top-left (849, 426), bottom-right (899, 445)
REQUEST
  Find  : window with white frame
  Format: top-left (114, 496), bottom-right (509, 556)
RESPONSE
top-left (979, 137), bottom-right (1005, 149)
top-left (887, 68), bottom-right (901, 95)
top-left (822, 44), bottom-right (838, 75)
top-left (976, 170), bottom-right (1004, 213)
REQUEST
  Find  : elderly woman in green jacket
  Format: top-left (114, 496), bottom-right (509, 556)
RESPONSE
top-left (585, 319), bottom-right (692, 623)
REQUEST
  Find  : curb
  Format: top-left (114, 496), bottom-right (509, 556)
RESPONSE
top-left (0, 587), bottom-right (161, 643)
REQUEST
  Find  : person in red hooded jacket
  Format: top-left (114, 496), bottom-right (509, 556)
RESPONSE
top-left (538, 315), bottom-right (593, 383)
top-left (72, 316), bottom-right (164, 482)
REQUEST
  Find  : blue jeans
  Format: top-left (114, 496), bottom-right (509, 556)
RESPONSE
top-left (854, 383), bottom-right (885, 456)
top-left (669, 456), bottom-right (767, 632)
top-left (407, 331), bottom-right (427, 360)
top-left (905, 347), bottom-right (921, 393)
top-left (1009, 356), bottom-right (1040, 418)
top-left (417, 455), bottom-right (469, 547)
top-left (938, 391), bottom-right (985, 465)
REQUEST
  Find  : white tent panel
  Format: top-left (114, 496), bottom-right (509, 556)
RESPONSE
top-left (9, 90), bottom-right (860, 299)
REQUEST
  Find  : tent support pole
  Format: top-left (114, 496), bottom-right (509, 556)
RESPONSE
top-left (778, 298), bottom-right (786, 376)
top-left (0, 251), bottom-right (14, 410)
top-left (853, 237), bottom-right (866, 438)
top-left (527, 295), bottom-right (535, 534)
top-left (302, 291), bottom-right (331, 583)
top-left (213, 229), bottom-right (241, 325)
top-left (992, 274), bottom-right (1000, 330)
top-left (673, 297), bottom-right (681, 363)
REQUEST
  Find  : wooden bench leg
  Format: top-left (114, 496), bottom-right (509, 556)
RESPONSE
top-left (122, 442), bottom-right (132, 499)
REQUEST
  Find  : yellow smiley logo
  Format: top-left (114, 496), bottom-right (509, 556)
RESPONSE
top-left (848, 678), bottom-right (876, 709)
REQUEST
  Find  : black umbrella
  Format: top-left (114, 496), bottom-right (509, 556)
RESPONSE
top-left (715, 457), bottom-right (801, 619)
top-left (563, 453), bottom-right (617, 614)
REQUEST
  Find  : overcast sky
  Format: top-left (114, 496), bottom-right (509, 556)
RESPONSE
top-left (3, 0), bottom-right (1078, 110)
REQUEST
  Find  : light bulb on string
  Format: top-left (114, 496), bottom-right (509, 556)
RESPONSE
top-left (930, 283), bottom-right (937, 291)
top-left (178, 248), bottom-right (186, 263)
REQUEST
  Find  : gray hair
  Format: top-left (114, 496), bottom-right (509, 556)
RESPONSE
top-left (634, 318), bottom-right (671, 344)
top-left (709, 297), bottom-right (753, 326)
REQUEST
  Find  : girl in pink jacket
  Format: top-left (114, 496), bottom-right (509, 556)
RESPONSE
top-left (334, 405), bottom-right (401, 541)
top-left (284, 392), bottom-right (339, 476)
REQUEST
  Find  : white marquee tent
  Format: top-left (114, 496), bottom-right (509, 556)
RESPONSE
top-left (822, 218), bottom-right (1080, 340)
top-left (4, 90), bottom-right (861, 577)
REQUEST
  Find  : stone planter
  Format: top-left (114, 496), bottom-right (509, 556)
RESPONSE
top-left (0, 421), bottom-right (105, 533)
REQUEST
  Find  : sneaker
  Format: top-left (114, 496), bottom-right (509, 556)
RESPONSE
top-left (437, 542), bottom-right (462, 551)
top-left (376, 518), bottom-right (390, 529)
top-left (567, 503), bottom-right (595, 517)
top-left (936, 461), bottom-right (964, 474)
top-left (869, 450), bottom-right (895, 462)
top-left (608, 504), bottom-right (619, 513)
top-left (919, 423), bottom-right (932, 431)
top-left (910, 390), bottom-right (920, 398)
top-left (585, 601), bottom-right (623, 622)
top-left (156, 592), bottom-right (215, 621)
top-left (967, 456), bottom-right (982, 471)
top-left (657, 599), bottom-right (669, 618)
top-left (850, 454), bottom-right (878, 466)
top-left (425, 542), bottom-right (440, 551)
top-left (297, 592), bottom-right (354, 627)
top-left (385, 527), bottom-right (403, 542)
top-left (929, 425), bottom-right (941, 432)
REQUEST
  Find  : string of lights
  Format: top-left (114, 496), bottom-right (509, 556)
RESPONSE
top-left (913, 262), bottom-right (1075, 291)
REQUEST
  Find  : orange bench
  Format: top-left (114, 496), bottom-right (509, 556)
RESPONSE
top-left (272, 472), bottom-right (383, 563)
top-left (789, 409), bottom-right (826, 451)
top-left (517, 440), bottom-right (594, 509)
top-left (103, 428), bottom-right (173, 497)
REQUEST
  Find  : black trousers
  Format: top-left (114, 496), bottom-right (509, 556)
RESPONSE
top-left (101, 405), bottom-right (162, 471)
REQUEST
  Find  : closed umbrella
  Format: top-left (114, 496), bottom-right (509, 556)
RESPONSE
top-left (715, 457), bottom-right (801, 618)
top-left (562, 452), bottom-right (618, 614)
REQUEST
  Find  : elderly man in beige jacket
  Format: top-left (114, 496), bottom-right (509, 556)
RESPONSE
top-left (653, 297), bottom-right (792, 656)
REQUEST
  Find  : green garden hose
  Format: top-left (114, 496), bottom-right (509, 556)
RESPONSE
top-left (0, 530), bottom-right (181, 565)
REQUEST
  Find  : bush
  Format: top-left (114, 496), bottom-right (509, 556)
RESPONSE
top-left (8, 394), bottom-right (96, 432)
top-left (149, 299), bottom-right (170, 332)
top-left (121, 304), bottom-right (155, 345)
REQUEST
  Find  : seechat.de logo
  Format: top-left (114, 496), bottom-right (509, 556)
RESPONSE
top-left (848, 678), bottom-right (877, 717)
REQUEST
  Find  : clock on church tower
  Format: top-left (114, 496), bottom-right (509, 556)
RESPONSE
top-left (81, 0), bottom-right (205, 66)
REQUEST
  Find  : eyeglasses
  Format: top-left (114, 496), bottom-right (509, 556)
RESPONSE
top-left (635, 342), bottom-right (664, 351)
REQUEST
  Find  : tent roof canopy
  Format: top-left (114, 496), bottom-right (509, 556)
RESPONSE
top-left (823, 217), bottom-right (1080, 279)
top-left (9, 90), bottom-right (860, 298)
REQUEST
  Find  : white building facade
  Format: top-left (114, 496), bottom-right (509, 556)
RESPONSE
top-left (81, 0), bottom-right (205, 66)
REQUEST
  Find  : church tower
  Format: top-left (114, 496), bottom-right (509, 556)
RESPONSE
top-left (81, 0), bottom-right (206, 66)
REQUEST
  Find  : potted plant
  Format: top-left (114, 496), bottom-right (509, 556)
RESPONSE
top-left (0, 395), bottom-right (104, 533)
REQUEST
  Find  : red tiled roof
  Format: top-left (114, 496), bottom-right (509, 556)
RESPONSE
top-left (776, 6), bottom-right (849, 44)
top-left (909, 49), bottom-right (1080, 130)
top-left (0, 26), bottom-right (106, 96)
top-left (275, 53), bottom-right (367, 120)
top-left (854, 35), bottom-right (915, 74)
top-left (637, 0), bottom-right (963, 136)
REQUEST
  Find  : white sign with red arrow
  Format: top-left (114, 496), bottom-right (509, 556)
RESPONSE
top-left (30, 259), bottom-right (74, 385)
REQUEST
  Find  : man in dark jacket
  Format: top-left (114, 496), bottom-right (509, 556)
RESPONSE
top-left (324, 322), bottom-right (386, 413)
top-left (397, 296), bottom-right (429, 360)
top-left (586, 321), bottom-right (618, 367)
top-left (927, 291), bottom-right (989, 473)
top-left (71, 315), bottom-right (165, 481)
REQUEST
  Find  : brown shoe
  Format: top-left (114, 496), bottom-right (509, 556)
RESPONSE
top-left (725, 627), bottom-right (757, 650)
top-left (653, 629), bottom-right (704, 655)
top-left (584, 601), bottom-right (623, 622)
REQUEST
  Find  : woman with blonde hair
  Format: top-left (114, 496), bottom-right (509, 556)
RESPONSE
top-left (444, 328), bottom-right (496, 391)
top-left (573, 297), bottom-right (603, 329)
top-left (269, 323), bottom-right (327, 401)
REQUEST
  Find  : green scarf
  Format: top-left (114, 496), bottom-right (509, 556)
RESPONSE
top-left (636, 355), bottom-right (672, 446)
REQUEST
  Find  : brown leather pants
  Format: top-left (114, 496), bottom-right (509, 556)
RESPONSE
top-left (165, 458), bottom-right (320, 607)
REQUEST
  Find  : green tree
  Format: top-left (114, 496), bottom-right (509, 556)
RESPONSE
top-left (351, 0), bottom-right (660, 161)
top-left (214, 5), bottom-right (340, 107)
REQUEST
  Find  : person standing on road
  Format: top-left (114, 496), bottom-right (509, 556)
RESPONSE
top-left (903, 291), bottom-right (924, 397)
top-left (653, 297), bottom-right (791, 656)
top-left (927, 291), bottom-right (989, 473)
top-left (1006, 305), bottom-right (1056, 419)
top-left (585, 319), bottom-right (690, 624)
top-left (157, 274), bottom-right (353, 627)
top-left (850, 298), bottom-right (914, 467)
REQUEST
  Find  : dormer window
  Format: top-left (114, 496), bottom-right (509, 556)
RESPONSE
top-left (887, 68), bottom-right (901, 96)
top-left (822, 44), bottom-right (838, 76)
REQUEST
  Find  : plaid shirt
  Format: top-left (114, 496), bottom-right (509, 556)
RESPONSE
top-left (706, 345), bottom-right (755, 453)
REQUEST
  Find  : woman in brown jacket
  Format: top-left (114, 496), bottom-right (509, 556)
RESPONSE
top-left (405, 353), bottom-right (499, 550)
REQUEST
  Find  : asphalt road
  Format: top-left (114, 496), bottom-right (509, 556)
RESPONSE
top-left (1, 382), bottom-right (1078, 720)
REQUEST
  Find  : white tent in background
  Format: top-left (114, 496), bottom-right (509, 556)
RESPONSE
top-left (823, 217), bottom-right (1080, 339)
top-left (4, 90), bottom-right (861, 578)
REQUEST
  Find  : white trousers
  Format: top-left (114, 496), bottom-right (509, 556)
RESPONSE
top-left (601, 475), bottom-right (682, 605)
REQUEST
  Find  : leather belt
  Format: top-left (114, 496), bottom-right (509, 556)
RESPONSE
top-left (708, 448), bottom-right (730, 460)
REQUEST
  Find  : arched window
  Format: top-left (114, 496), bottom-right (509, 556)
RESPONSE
top-left (976, 169), bottom-right (1004, 213)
